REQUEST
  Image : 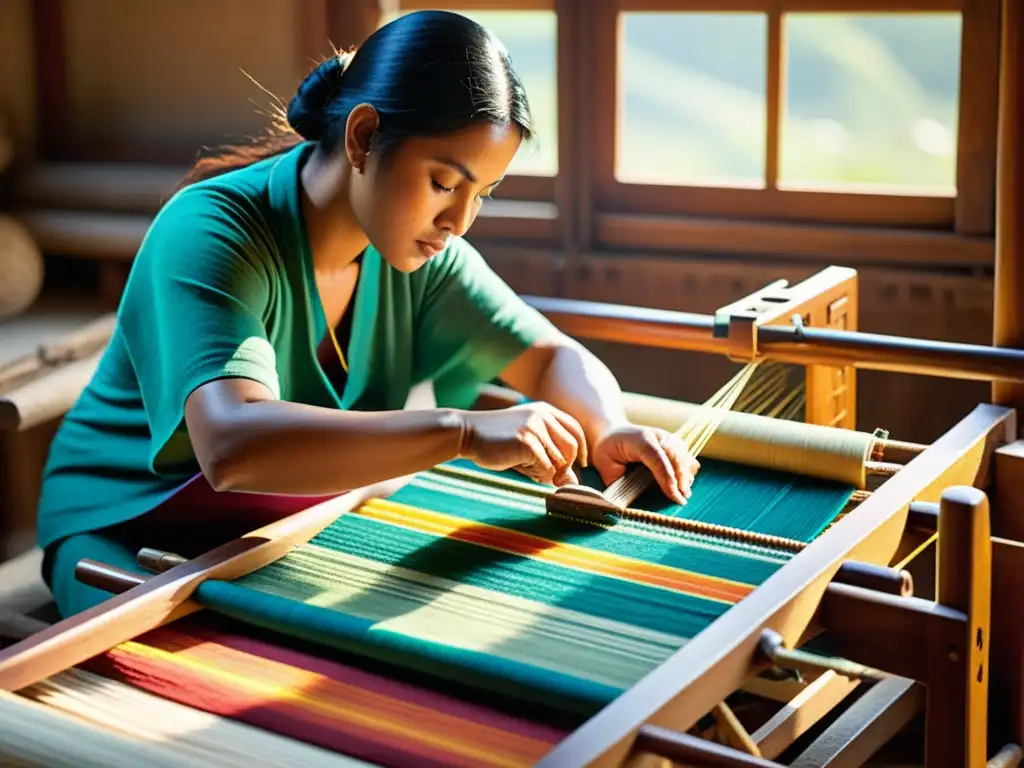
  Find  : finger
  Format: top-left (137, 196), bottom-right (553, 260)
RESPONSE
top-left (661, 436), bottom-right (696, 498)
top-left (521, 430), bottom-right (557, 484)
top-left (547, 408), bottom-right (589, 468)
top-left (542, 412), bottom-right (581, 470)
top-left (641, 432), bottom-right (686, 505)
top-left (529, 417), bottom-right (572, 480)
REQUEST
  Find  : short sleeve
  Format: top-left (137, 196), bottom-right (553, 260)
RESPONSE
top-left (413, 238), bottom-right (560, 408)
top-left (118, 187), bottom-right (281, 469)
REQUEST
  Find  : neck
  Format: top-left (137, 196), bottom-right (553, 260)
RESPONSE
top-left (299, 146), bottom-right (369, 272)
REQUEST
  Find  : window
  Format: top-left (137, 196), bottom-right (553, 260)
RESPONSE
top-left (580, 1), bottom-right (995, 267)
top-left (781, 13), bottom-right (962, 194)
top-left (618, 12), bottom-right (768, 188)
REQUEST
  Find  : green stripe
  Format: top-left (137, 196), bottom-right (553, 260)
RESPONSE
top-left (282, 517), bottom-right (736, 637)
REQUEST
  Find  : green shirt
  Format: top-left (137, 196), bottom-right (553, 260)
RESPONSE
top-left (37, 141), bottom-right (558, 552)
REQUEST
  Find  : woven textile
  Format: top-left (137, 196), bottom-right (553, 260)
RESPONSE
top-left (83, 614), bottom-right (563, 768)
top-left (195, 458), bottom-right (854, 715)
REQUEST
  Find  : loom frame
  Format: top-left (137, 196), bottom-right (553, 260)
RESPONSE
top-left (0, 399), bottom-right (1013, 767)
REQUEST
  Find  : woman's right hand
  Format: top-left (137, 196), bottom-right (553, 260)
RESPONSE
top-left (458, 403), bottom-right (588, 486)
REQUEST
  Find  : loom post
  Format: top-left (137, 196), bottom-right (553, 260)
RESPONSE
top-left (993, 0), bottom-right (1024, 427)
top-left (928, 486), bottom-right (992, 768)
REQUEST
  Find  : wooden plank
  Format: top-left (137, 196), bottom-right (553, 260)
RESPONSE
top-left (595, 212), bottom-right (993, 269)
top-left (393, 0), bottom-right (554, 9)
top-left (595, 184), bottom-right (955, 229)
top-left (617, 0), bottom-right (965, 9)
top-left (536, 404), bottom-right (1014, 767)
top-left (751, 671), bottom-right (861, 759)
top-left (955, 0), bottom-right (1002, 235)
top-left (788, 678), bottom-right (924, 768)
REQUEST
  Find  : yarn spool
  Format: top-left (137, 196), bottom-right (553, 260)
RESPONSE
top-left (0, 215), bottom-right (45, 318)
top-left (622, 391), bottom-right (874, 488)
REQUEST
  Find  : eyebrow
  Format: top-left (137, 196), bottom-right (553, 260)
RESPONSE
top-left (434, 157), bottom-right (503, 189)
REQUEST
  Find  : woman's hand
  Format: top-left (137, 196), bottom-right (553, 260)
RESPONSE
top-left (591, 424), bottom-right (699, 506)
top-left (459, 403), bottom-right (588, 485)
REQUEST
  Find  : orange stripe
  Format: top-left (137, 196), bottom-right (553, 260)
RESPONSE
top-left (111, 636), bottom-right (553, 767)
top-left (355, 499), bottom-right (753, 604)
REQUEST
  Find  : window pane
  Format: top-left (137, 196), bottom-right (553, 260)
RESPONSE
top-left (379, 9), bottom-right (558, 176)
top-left (781, 13), bottom-right (961, 193)
top-left (618, 13), bottom-right (767, 187)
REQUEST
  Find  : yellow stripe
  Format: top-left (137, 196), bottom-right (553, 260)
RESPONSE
top-left (355, 498), bottom-right (754, 603)
top-left (113, 640), bottom-right (544, 768)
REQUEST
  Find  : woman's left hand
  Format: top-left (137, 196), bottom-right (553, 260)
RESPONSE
top-left (590, 424), bottom-right (699, 506)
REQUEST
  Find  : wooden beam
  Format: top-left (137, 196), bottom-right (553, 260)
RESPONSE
top-left (992, 0), bottom-right (1024, 419)
top-left (618, 0), bottom-right (967, 9)
top-left (596, 212), bottom-right (992, 269)
top-left (926, 486), bottom-right (992, 768)
top-left (955, 0), bottom-right (1002, 235)
top-left (788, 678), bottom-right (924, 768)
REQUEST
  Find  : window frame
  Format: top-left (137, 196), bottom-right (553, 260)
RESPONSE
top-left (578, 0), bottom-right (1001, 267)
top-left (30, 0), bottom-right (1002, 265)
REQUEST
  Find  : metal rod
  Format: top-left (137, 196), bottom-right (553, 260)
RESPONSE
top-left (758, 629), bottom-right (890, 684)
top-left (525, 296), bottom-right (1024, 384)
top-left (74, 560), bottom-right (146, 594)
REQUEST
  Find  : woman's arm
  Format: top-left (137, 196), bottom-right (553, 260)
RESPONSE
top-left (184, 377), bottom-right (587, 495)
top-left (499, 337), bottom-right (628, 453)
top-left (499, 337), bottom-right (696, 504)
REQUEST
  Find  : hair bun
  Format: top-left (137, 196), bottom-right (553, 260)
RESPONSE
top-left (286, 53), bottom-right (349, 141)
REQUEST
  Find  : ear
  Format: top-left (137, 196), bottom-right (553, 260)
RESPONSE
top-left (344, 103), bottom-right (379, 173)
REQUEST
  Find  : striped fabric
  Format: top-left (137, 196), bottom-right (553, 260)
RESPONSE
top-left (83, 615), bottom-right (564, 768)
top-left (194, 458), bottom-right (853, 716)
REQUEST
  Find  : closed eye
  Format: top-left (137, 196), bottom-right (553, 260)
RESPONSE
top-left (432, 180), bottom-right (455, 193)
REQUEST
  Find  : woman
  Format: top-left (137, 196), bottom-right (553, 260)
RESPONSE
top-left (37, 10), bottom-right (699, 618)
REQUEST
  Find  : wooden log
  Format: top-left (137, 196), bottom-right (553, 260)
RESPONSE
top-left (14, 210), bottom-right (149, 261)
top-left (0, 312), bottom-right (115, 390)
top-left (0, 310), bottom-right (116, 432)
top-left (0, 216), bottom-right (44, 319)
top-left (13, 163), bottom-right (185, 213)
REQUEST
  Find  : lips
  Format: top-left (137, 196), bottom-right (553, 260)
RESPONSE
top-left (416, 239), bottom-right (447, 258)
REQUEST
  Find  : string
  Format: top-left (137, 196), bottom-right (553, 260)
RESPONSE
top-left (326, 320), bottom-right (349, 374)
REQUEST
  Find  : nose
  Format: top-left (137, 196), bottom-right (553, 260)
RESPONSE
top-left (436, 194), bottom-right (478, 238)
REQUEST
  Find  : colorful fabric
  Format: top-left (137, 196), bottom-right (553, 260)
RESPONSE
top-left (195, 458), bottom-right (854, 716)
top-left (84, 615), bottom-right (564, 768)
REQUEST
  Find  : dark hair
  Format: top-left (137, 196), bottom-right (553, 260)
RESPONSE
top-left (180, 10), bottom-right (534, 187)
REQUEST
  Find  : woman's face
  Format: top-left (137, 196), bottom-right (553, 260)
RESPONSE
top-left (347, 112), bottom-right (522, 272)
